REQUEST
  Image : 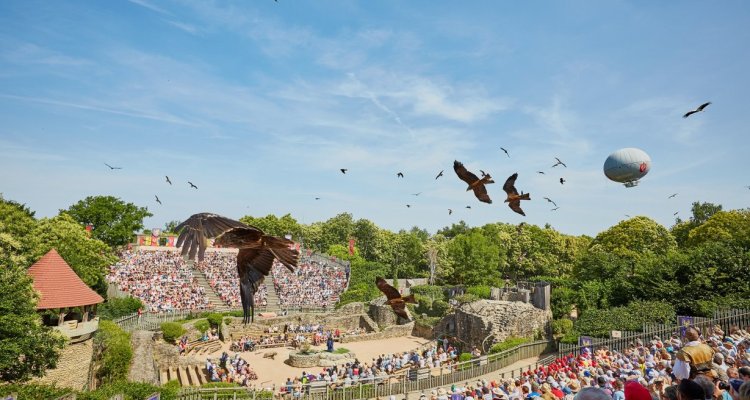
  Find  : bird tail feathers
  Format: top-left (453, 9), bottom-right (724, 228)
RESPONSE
top-left (265, 236), bottom-right (300, 272)
top-left (520, 193), bottom-right (530, 200)
top-left (481, 175), bottom-right (495, 185)
top-left (403, 294), bottom-right (417, 304)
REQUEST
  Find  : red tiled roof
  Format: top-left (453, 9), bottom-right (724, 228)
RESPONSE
top-left (28, 249), bottom-right (104, 309)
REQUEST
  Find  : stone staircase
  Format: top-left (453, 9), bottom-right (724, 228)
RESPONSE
top-left (161, 365), bottom-right (208, 387)
top-left (264, 282), bottom-right (281, 313)
top-left (187, 260), bottom-right (230, 312)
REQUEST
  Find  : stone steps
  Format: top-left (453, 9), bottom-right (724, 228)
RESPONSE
top-left (187, 260), bottom-right (231, 312)
top-left (161, 365), bottom-right (207, 387)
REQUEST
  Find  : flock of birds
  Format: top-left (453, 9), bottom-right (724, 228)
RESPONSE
top-left (98, 101), bottom-right (721, 324)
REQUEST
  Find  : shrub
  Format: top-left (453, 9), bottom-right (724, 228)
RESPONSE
top-left (0, 383), bottom-right (72, 399)
top-left (453, 293), bottom-right (479, 305)
top-left (161, 322), bottom-right (186, 344)
top-left (77, 381), bottom-right (179, 400)
top-left (458, 352), bottom-right (473, 362)
top-left (97, 296), bottom-right (144, 320)
top-left (466, 285), bottom-right (492, 299)
top-left (224, 317), bottom-right (233, 326)
top-left (574, 300), bottom-right (675, 337)
top-left (551, 319), bottom-right (574, 336)
top-left (489, 336), bottom-right (530, 354)
top-left (410, 285), bottom-right (446, 301)
top-left (94, 320), bottom-right (132, 385)
top-left (194, 320), bottom-right (210, 335)
top-left (206, 313), bottom-right (223, 328)
top-left (334, 347), bottom-right (350, 354)
top-left (430, 299), bottom-right (450, 317)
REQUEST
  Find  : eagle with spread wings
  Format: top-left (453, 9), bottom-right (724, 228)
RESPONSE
top-left (503, 173), bottom-right (530, 216)
top-left (375, 277), bottom-right (416, 320)
top-left (453, 160), bottom-right (494, 203)
top-left (175, 213), bottom-right (299, 324)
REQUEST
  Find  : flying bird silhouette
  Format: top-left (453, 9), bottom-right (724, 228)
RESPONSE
top-left (543, 197), bottom-right (557, 207)
top-left (340, 169), bottom-right (348, 174)
top-left (479, 169), bottom-right (488, 177)
top-left (668, 193), bottom-right (678, 199)
top-left (503, 173), bottom-right (531, 216)
top-left (175, 213), bottom-right (299, 324)
top-left (683, 102), bottom-right (711, 118)
top-left (375, 277), bottom-right (416, 320)
top-left (155, 195), bottom-right (162, 205)
top-left (500, 147), bottom-right (510, 158)
top-left (397, 172), bottom-right (404, 178)
top-left (559, 178), bottom-right (566, 185)
top-left (674, 211), bottom-right (679, 216)
top-left (412, 192), bottom-right (421, 196)
top-left (435, 170), bottom-right (444, 180)
top-left (104, 163), bottom-right (122, 170)
top-left (537, 171), bottom-right (545, 175)
top-left (315, 197), bottom-right (320, 200)
top-left (551, 207), bottom-right (560, 211)
top-left (188, 182), bottom-right (198, 189)
top-left (406, 204), bottom-right (411, 208)
top-left (465, 205), bottom-right (471, 209)
top-left (448, 209), bottom-right (453, 215)
top-left (165, 176), bottom-right (172, 185)
top-left (453, 160), bottom-right (494, 204)
top-left (625, 214), bottom-right (631, 218)
top-left (552, 157), bottom-right (567, 168)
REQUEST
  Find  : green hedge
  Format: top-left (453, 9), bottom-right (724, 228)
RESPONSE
top-left (94, 320), bottom-right (132, 385)
top-left (206, 313), bottom-right (223, 328)
top-left (78, 381), bottom-right (179, 400)
top-left (409, 285), bottom-right (446, 301)
top-left (161, 321), bottom-right (186, 344)
top-left (489, 336), bottom-right (530, 354)
top-left (551, 318), bottom-right (574, 336)
top-left (97, 296), bottom-right (144, 320)
top-left (0, 383), bottom-right (73, 399)
top-left (574, 300), bottom-right (675, 337)
top-left (194, 319), bottom-right (210, 335)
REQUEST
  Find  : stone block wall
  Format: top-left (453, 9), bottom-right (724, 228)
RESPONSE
top-left (339, 322), bottom-right (415, 343)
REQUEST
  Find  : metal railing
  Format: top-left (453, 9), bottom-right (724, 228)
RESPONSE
top-left (557, 308), bottom-right (750, 357)
top-left (175, 340), bottom-right (555, 399)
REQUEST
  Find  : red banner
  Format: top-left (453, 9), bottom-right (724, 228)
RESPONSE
top-left (348, 239), bottom-right (355, 256)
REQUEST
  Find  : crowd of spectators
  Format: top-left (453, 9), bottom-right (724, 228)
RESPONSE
top-left (272, 257), bottom-right (348, 308)
top-left (194, 252), bottom-right (268, 308)
top-left (106, 249), bottom-right (211, 312)
top-left (405, 324), bottom-right (750, 400)
top-left (206, 352), bottom-right (258, 387)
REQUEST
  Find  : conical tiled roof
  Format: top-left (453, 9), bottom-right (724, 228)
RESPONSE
top-left (28, 249), bottom-right (104, 309)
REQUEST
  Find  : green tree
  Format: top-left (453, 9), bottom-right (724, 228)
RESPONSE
top-left (590, 216), bottom-right (676, 259)
top-left (686, 210), bottom-right (750, 248)
top-left (64, 196), bottom-right (152, 248)
top-left (437, 221), bottom-right (471, 239)
top-left (30, 214), bottom-right (117, 295)
top-left (240, 213), bottom-right (303, 240)
top-left (352, 218), bottom-right (379, 260)
top-left (445, 231), bottom-right (500, 286)
top-left (672, 202), bottom-right (723, 246)
top-left (0, 195), bottom-right (38, 263)
top-left (0, 258), bottom-right (66, 382)
top-left (163, 220), bottom-right (181, 233)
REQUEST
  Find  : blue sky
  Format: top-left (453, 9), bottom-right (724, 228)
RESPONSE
top-left (1, 0), bottom-right (748, 237)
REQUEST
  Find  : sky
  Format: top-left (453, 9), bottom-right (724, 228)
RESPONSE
top-left (1, 0), bottom-right (749, 238)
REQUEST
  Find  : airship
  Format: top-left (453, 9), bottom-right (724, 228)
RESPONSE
top-left (603, 148), bottom-right (651, 188)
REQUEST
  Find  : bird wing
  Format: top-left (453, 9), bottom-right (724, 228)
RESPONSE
top-left (435, 170), bottom-right (444, 179)
top-left (502, 173), bottom-right (520, 196)
top-left (453, 161), bottom-right (479, 186)
top-left (683, 110), bottom-right (697, 118)
top-left (391, 303), bottom-right (409, 319)
top-left (472, 184), bottom-right (492, 204)
top-left (175, 213), bottom-right (250, 261)
top-left (697, 102), bottom-right (711, 111)
top-left (376, 277), bottom-right (401, 300)
top-left (508, 200), bottom-right (526, 216)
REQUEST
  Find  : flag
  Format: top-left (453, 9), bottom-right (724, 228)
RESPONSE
top-left (349, 239), bottom-right (355, 255)
top-left (678, 316), bottom-right (694, 337)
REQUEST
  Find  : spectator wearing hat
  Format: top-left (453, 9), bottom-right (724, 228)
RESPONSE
top-left (573, 387), bottom-right (610, 400)
top-left (675, 327), bottom-right (717, 381)
top-left (625, 381), bottom-right (652, 400)
top-left (677, 379), bottom-right (706, 400)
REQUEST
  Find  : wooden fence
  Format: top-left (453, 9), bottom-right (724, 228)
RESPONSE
top-left (177, 340), bottom-right (555, 400)
top-left (558, 308), bottom-right (750, 357)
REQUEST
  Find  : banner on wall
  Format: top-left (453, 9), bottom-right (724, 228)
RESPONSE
top-left (678, 316), bottom-right (694, 337)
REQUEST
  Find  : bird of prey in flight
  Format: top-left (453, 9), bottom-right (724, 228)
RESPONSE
top-left (543, 197), bottom-right (557, 207)
top-left (500, 147), bottom-right (510, 158)
top-left (674, 211), bottom-right (679, 216)
top-left (188, 182), bottom-right (198, 189)
top-left (155, 195), bottom-right (162, 205)
top-left (453, 160), bottom-right (494, 204)
top-left (175, 213), bottom-right (299, 324)
top-left (406, 204), bottom-right (411, 208)
top-left (537, 171), bottom-right (545, 175)
top-left (315, 197), bottom-right (320, 200)
top-left (503, 173), bottom-right (530, 216)
top-left (448, 209), bottom-right (452, 215)
top-left (668, 193), bottom-right (678, 199)
top-left (397, 172), bottom-right (404, 178)
top-left (104, 163), bottom-right (122, 170)
top-left (552, 157), bottom-right (567, 168)
top-left (559, 178), bottom-right (566, 185)
top-left (435, 170), bottom-right (444, 180)
top-left (412, 192), bottom-right (421, 196)
top-left (165, 176), bottom-right (172, 185)
top-left (375, 277), bottom-right (416, 320)
top-left (479, 169), bottom-right (488, 177)
top-left (465, 206), bottom-right (471, 209)
top-left (551, 207), bottom-right (560, 211)
top-left (340, 169), bottom-right (348, 174)
top-left (683, 102), bottom-right (711, 118)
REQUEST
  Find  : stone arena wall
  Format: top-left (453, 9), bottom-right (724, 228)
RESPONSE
top-left (338, 322), bottom-right (414, 343)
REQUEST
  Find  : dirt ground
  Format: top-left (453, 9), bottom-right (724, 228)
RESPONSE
top-left (192, 335), bottom-right (432, 389)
